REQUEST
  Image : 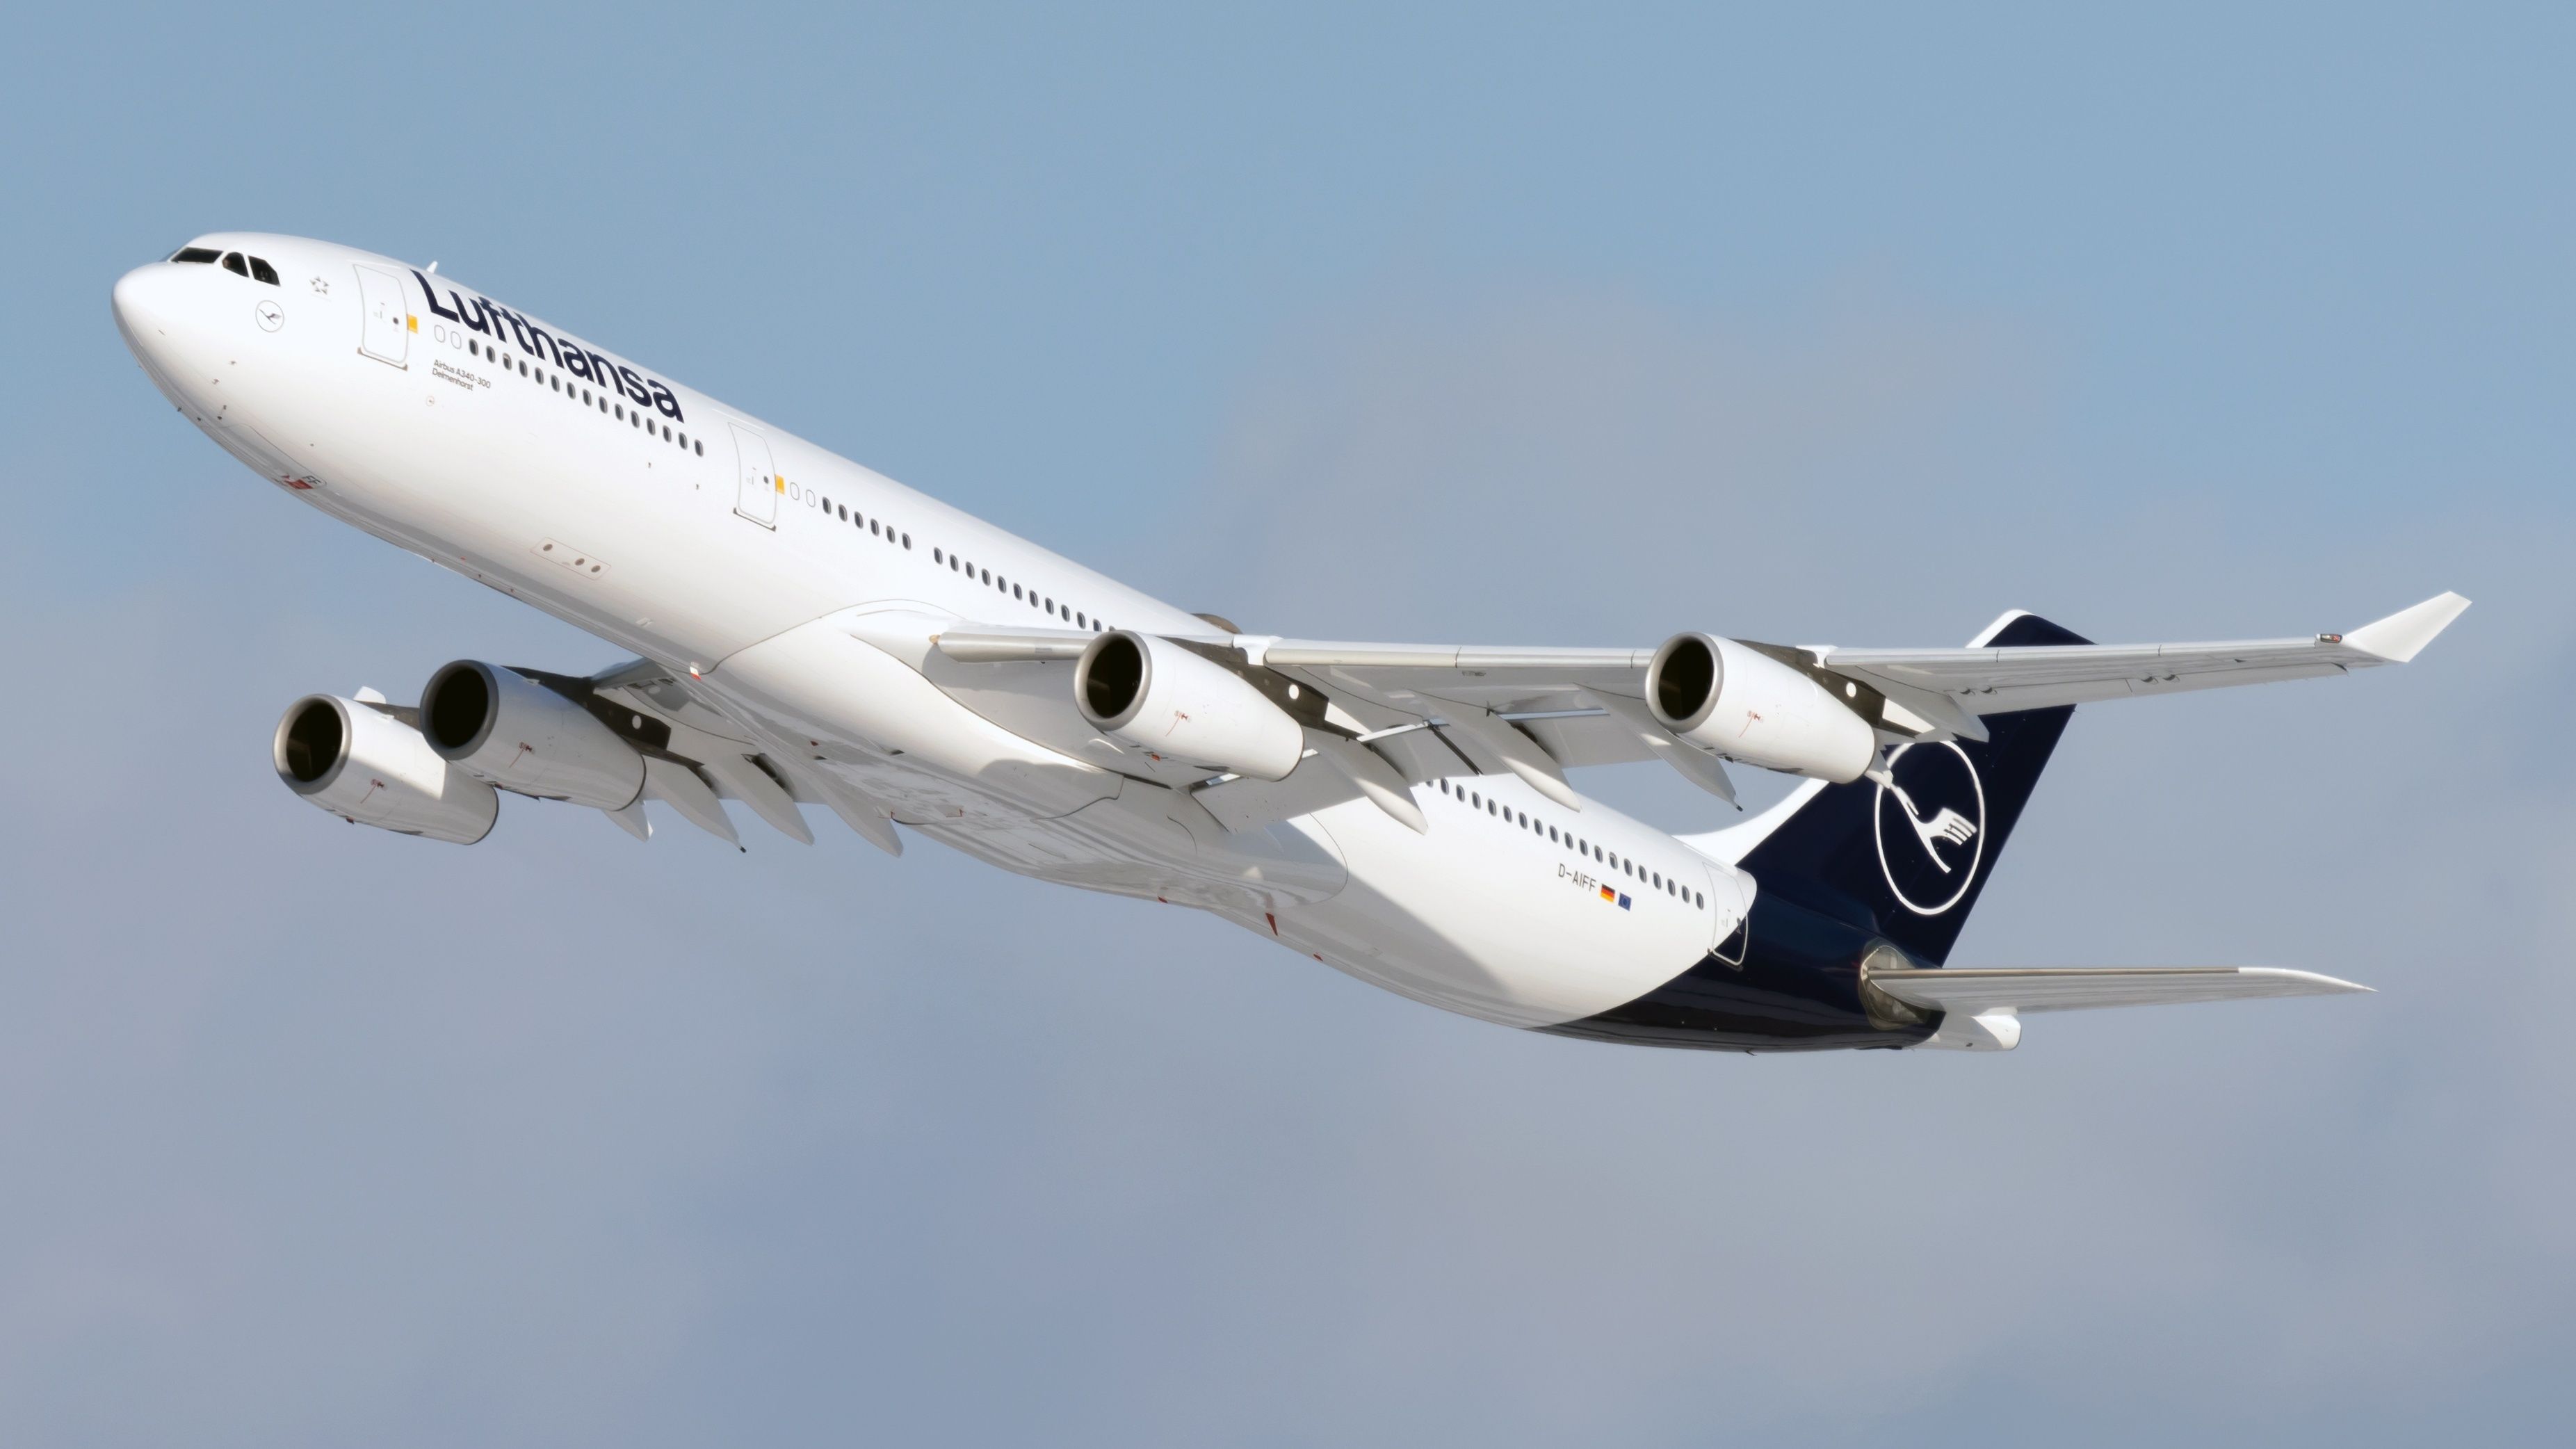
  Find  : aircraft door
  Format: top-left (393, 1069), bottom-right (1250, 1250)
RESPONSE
top-left (354, 265), bottom-right (409, 367)
top-left (1704, 861), bottom-right (1753, 969)
top-left (730, 423), bottom-right (778, 528)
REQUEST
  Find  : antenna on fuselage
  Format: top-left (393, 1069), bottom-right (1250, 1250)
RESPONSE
top-left (426, 261), bottom-right (439, 275)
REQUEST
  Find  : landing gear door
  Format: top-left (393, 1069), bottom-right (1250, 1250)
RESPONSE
top-left (354, 265), bottom-right (409, 367)
top-left (731, 423), bottom-right (778, 528)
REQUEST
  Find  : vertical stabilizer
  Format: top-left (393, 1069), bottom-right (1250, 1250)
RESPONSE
top-left (1695, 613), bottom-right (2087, 965)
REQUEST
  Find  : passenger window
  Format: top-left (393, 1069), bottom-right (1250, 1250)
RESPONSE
top-left (695, 440), bottom-right (704, 455)
top-left (170, 247), bottom-right (220, 264)
top-left (248, 257), bottom-right (280, 284)
top-left (901, 533), bottom-right (910, 548)
top-left (221, 252), bottom-right (248, 277)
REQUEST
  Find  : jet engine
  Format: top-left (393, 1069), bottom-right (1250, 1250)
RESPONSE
top-left (1644, 633), bottom-right (1877, 782)
top-left (273, 695), bottom-right (499, 843)
top-left (419, 661), bottom-right (646, 809)
top-left (1074, 631), bottom-right (1305, 780)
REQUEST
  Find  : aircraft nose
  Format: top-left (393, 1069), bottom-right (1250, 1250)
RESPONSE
top-left (111, 261), bottom-right (186, 353)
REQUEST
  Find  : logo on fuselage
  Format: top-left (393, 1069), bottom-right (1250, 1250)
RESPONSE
top-left (1872, 740), bottom-right (1985, 916)
top-left (410, 270), bottom-right (685, 423)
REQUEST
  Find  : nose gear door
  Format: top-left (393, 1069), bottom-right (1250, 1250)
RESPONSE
top-left (730, 423), bottom-right (778, 528)
top-left (354, 266), bottom-right (409, 367)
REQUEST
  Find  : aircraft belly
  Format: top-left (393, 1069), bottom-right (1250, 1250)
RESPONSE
top-left (709, 618), bottom-right (1118, 819)
top-left (910, 798), bottom-right (1347, 911)
top-left (1272, 799), bottom-right (1710, 1030)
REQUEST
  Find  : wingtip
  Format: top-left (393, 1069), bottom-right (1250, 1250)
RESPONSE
top-left (2242, 966), bottom-right (2373, 995)
top-left (2343, 591), bottom-right (2470, 663)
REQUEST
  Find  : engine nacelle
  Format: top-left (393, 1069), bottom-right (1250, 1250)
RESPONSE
top-left (273, 695), bottom-right (499, 844)
top-left (419, 661), bottom-right (645, 809)
top-left (1644, 633), bottom-right (1877, 782)
top-left (1073, 631), bottom-right (1305, 781)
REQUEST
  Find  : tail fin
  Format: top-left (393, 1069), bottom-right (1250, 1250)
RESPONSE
top-left (1706, 611), bottom-right (2089, 965)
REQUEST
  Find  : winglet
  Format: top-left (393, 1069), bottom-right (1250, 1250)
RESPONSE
top-left (2343, 591), bottom-right (2470, 663)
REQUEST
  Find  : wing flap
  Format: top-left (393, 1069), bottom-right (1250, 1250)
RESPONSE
top-left (1870, 966), bottom-right (2370, 1015)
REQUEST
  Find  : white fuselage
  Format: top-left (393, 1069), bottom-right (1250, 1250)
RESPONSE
top-left (114, 233), bottom-right (1752, 1034)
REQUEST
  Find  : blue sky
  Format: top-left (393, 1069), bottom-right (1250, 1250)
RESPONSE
top-left (3, 4), bottom-right (2570, 1444)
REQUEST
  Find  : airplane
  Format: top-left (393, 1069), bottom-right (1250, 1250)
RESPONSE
top-left (111, 233), bottom-right (2469, 1055)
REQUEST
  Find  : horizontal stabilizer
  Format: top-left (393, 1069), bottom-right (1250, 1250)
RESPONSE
top-left (1872, 966), bottom-right (2370, 1015)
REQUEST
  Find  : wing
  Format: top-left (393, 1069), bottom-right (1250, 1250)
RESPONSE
top-left (1824, 590), bottom-right (2472, 720)
top-left (580, 656), bottom-right (913, 854)
top-left (932, 593), bottom-right (2467, 827)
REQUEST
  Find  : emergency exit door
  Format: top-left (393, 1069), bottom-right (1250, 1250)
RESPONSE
top-left (731, 423), bottom-right (778, 528)
top-left (354, 265), bottom-right (408, 367)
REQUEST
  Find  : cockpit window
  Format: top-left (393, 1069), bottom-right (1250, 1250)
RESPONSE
top-left (248, 256), bottom-right (280, 285)
top-left (220, 252), bottom-right (248, 277)
top-left (170, 247), bottom-right (220, 264)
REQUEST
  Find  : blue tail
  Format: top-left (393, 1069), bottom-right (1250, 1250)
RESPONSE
top-left (1732, 612), bottom-right (2089, 966)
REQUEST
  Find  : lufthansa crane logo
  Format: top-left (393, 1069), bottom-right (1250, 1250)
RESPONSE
top-left (1872, 740), bottom-right (1986, 916)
